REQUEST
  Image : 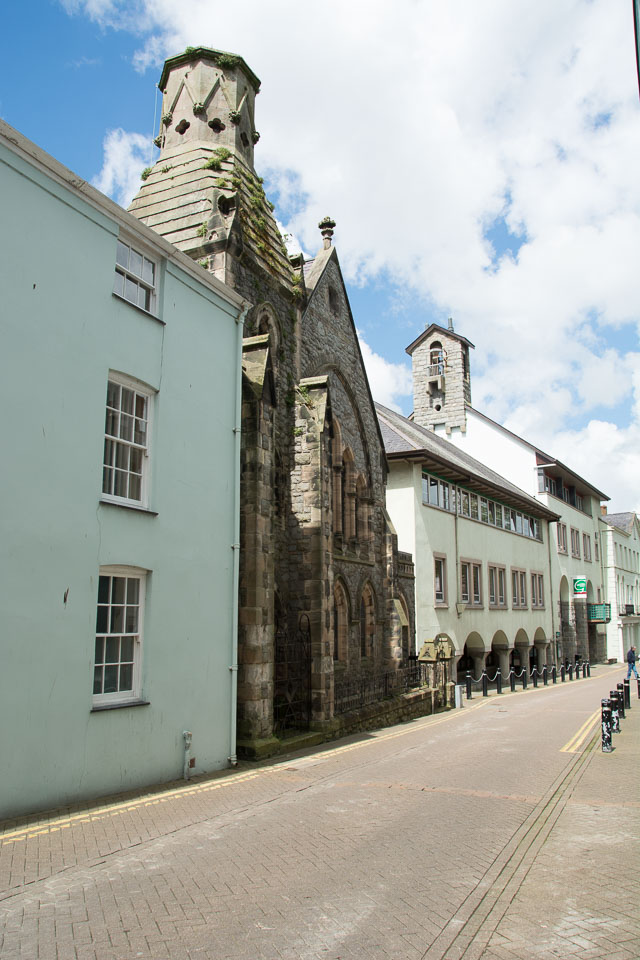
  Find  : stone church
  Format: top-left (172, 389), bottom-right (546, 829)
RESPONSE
top-left (129, 46), bottom-right (420, 757)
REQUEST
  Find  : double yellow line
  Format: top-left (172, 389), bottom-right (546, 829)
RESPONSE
top-left (560, 709), bottom-right (601, 753)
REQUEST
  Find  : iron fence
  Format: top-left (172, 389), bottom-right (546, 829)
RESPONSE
top-left (334, 661), bottom-right (428, 715)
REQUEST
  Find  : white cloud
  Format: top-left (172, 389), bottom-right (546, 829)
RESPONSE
top-left (358, 334), bottom-right (412, 413)
top-left (76, 0), bottom-right (640, 507)
top-left (91, 128), bottom-right (153, 207)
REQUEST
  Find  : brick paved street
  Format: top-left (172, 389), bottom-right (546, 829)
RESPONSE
top-left (1, 664), bottom-right (638, 960)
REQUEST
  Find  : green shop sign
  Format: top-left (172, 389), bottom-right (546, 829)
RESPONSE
top-left (573, 577), bottom-right (587, 596)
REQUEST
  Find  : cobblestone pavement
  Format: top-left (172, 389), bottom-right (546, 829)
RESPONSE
top-left (0, 665), bottom-right (638, 960)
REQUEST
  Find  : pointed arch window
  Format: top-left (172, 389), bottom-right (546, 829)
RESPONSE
top-left (360, 583), bottom-right (376, 658)
top-left (333, 581), bottom-right (349, 662)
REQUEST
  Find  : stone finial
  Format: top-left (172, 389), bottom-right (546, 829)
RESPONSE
top-left (318, 216), bottom-right (336, 249)
top-left (448, 316), bottom-right (454, 331)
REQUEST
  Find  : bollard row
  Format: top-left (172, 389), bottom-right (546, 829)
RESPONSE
top-left (601, 677), bottom-right (632, 752)
top-left (463, 662), bottom-right (591, 700)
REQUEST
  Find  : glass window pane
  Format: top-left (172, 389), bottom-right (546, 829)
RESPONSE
top-left (130, 248), bottom-right (143, 278)
top-left (127, 579), bottom-right (139, 604)
top-left (121, 636), bottom-right (134, 661)
top-left (105, 634), bottom-right (120, 662)
top-left (95, 636), bottom-right (105, 662)
top-left (112, 577), bottom-right (126, 604)
top-left (134, 419), bottom-right (147, 446)
top-left (128, 474), bottom-right (141, 500)
top-left (93, 666), bottom-right (104, 695)
top-left (113, 270), bottom-right (124, 297)
top-left (114, 469), bottom-right (128, 498)
top-left (107, 381), bottom-right (119, 408)
top-left (142, 257), bottom-right (155, 286)
top-left (138, 284), bottom-right (151, 311)
top-left (125, 605), bottom-right (138, 632)
top-left (115, 443), bottom-right (129, 471)
top-left (429, 477), bottom-right (438, 505)
top-left (120, 388), bottom-right (134, 415)
top-left (116, 241), bottom-right (129, 269)
top-left (120, 414), bottom-right (133, 443)
top-left (125, 276), bottom-right (138, 304)
top-left (105, 407), bottom-right (118, 437)
top-left (129, 448), bottom-right (142, 475)
top-left (470, 496), bottom-right (478, 520)
top-left (119, 664), bottom-right (133, 691)
top-left (495, 504), bottom-right (502, 526)
top-left (98, 576), bottom-right (110, 604)
top-left (104, 665), bottom-right (119, 693)
top-left (96, 605), bottom-right (108, 634)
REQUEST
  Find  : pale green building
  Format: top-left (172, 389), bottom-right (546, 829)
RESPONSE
top-left (0, 121), bottom-right (246, 818)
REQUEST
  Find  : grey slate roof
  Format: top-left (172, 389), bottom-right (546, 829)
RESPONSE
top-left (375, 402), bottom-right (560, 522)
top-left (602, 512), bottom-right (637, 535)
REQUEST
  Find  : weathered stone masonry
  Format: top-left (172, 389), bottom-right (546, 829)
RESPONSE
top-left (129, 46), bottom-right (420, 758)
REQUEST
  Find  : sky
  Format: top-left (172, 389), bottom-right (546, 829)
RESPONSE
top-left (2, 0), bottom-right (640, 511)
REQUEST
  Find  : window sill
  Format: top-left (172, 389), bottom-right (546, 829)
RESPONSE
top-left (112, 291), bottom-right (165, 325)
top-left (434, 601), bottom-right (448, 609)
top-left (99, 498), bottom-right (158, 516)
top-left (91, 698), bottom-right (150, 712)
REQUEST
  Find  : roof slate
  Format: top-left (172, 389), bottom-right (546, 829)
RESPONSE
top-left (375, 402), bottom-right (560, 521)
top-left (602, 512), bottom-right (637, 535)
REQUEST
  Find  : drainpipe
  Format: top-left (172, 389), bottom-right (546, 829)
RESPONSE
top-left (229, 302), bottom-right (250, 768)
top-left (547, 520), bottom-right (557, 666)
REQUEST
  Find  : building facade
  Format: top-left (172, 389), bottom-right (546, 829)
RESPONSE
top-left (406, 321), bottom-right (610, 665)
top-left (0, 121), bottom-right (246, 817)
top-left (600, 511), bottom-right (640, 662)
top-left (377, 404), bottom-right (559, 681)
top-left (128, 47), bottom-right (419, 758)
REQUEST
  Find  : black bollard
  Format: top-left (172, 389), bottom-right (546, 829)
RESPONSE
top-left (510, 669), bottom-right (516, 692)
top-left (522, 669), bottom-right (527, 690)
top-left (575, 661), bottom-right (580, 680)
top-left (637, 677), bottom-right (640, 700)
top-left (582, 661), bottom-right (587, 679)
top-left (561, 664), bottom-right (565, 682)
top-left (617, 683), bottom-right (625, 719)
top-left (568, 663), bottom-right (573, 681)
top-left (587, 661), bottom-right (591, 677)
top-left (543, 665), bottom-right (548, 686)
top-left (623, 678), bottom-right (631, 709)
top-left (466, 670), bottom-right (472, 700)
top-left (482, 670), bottom-right (488, 697)
top-left (552, 664), bottom-right (557, 684)
top-left (496, 668), bottom-right (502, 695)
top-left (601, 699), bottom-right (613, 752)
top-left (532, 667), bottom-right (538, 688)
top-left (610, 691), bottom-right (620, 733)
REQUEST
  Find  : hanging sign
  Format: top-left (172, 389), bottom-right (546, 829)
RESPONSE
top-left (573, 576), bottom-right (587, 598)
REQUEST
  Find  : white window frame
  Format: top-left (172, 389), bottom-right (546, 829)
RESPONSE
top-left (511, 567), bottom-right (528, 609)
top-left (570, 527), bottom-right (581, 559)
top-left (93, 565), bottom-right (147, 706)
top-left (114, 237), bottom-right (158, 314)
top-left (557, 522), bottom-right (568, 554)
top-left (461, 559), bottom-right (482, 607)
top-left (488, 564), bottom-right (507, 609)
top-left (583, 533), bottom-right (592, 562)
top-left (531, 572), bottom-right (545, 608)
top-left (434, 554), bottom-right (447, 606)
top-left (102, 372), bottom-right (154, 507)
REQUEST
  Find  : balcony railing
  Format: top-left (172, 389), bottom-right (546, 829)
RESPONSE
top-left (587, 603), bottom-right (611, 623)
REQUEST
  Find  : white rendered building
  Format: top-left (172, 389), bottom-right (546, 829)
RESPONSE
top-left (377, 403), bottom-right (559, 680)
top-left (404, 321), bottom-right (610, 664)
top-left (599, 512), bottom-right (640, 662)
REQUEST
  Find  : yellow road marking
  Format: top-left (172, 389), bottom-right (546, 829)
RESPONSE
top-left (1, 701), bottom-right (490, 846)
top-left (560, 709), bottom-right (601, 753)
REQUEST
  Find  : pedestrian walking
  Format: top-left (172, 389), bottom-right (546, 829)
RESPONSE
top-left (626, 645), bottom-right (638, 679)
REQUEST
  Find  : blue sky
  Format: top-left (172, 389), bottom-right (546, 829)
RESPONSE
top-left (2, 0), bottom-right (640, 509)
